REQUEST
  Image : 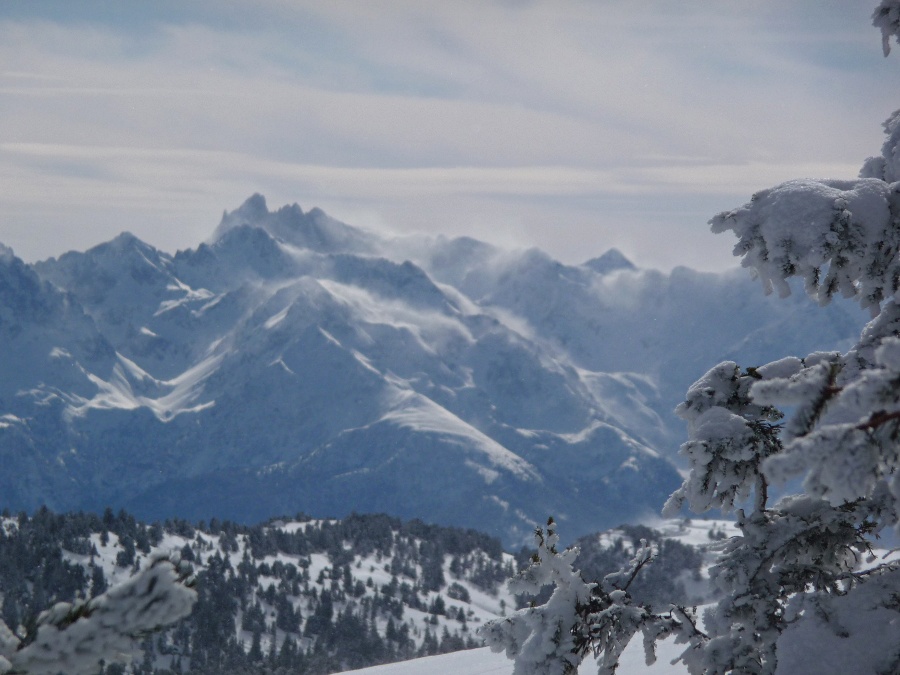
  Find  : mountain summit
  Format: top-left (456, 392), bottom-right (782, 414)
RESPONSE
top-left (210, 193), bottom-right (379, 255)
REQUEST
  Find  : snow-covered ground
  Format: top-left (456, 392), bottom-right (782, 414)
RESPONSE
top-left (340, 639), bottom-right (689, 674)
top-left (341, 518), bottom-right (745, 675)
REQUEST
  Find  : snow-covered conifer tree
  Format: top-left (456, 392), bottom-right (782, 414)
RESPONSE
top-left (0, 553), bottom-right (196, 675)
top-left (483, 3), bottom-right (900, 673)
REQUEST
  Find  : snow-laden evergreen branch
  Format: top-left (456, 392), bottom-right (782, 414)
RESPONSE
top-left (0, 553), bottom-right (196, 675)
top-left (664, 359), bottom-right (786, 516)
top-left (481, 522), bottom-right (713, 675)
top-left (480, 519), bottom-right (593, 675)
top-left (487, 4), bottom-right (900, 673)
top-left (758, 337), bottom-right (900, 507)
top-left (874, 0), bottom-right (900, 55)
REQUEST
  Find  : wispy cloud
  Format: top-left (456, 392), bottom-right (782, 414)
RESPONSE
top-left (0, 2), bottom-right (896, 270)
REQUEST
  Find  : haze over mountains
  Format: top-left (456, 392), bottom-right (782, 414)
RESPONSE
top-left (0, 196), bottom-right (867, 545)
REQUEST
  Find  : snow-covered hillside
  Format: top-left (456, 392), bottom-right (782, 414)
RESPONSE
top-left (328, 528), bottom-right (736, 675)
top-left (1, 511), bottom-right (514, 673)
top-left (0, 196), bottom-right (867, 544)
top-left (0, 509), bottom-right (740, 675)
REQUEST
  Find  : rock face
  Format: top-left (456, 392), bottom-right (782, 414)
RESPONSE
top-left (0, 196), bottom-right (866, 545)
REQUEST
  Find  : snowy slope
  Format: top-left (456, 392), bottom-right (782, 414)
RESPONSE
top-left (340, 648), bottom-right (515, 675)
top-left (0, 195), bottom-right (867, 544)
top-left (339, 642), bottom-right (688, 674)
top-left (1, 509), bottom-right (740, 675)
top-left (341, 518), bottom-right (743, 675)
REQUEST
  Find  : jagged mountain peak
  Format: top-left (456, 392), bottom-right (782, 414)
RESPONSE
top-left (210, 223), bottom-right (297, 277)
top-left (211, 194), bottom-right (379, 255)
top-left (0, 247), bottom-right (60, 323)
top-left (0, 243), bottom-right (16, 263)
top-left (428, 235), bottom-right (500, 266)
top-left (583, 248), bottom-right (637, 274)
top-left (106, 230), bottom-right (148, 248)
top-left (210, 194), bottom-right (266, 242)
top-left (328, 254), bottom-right (457, 313)
top-left (502, 247), bottom-right (584, 282)
top-left (69, 231), bottom-right (164, 262)
top-left (231, 192), bottom-right (270, 220)
top-left (0, 247), bottom-right (116, 409)
top-left (36, 233), bottom-right (179, 307)
top-left (37, 232), bottom-right (173, 291)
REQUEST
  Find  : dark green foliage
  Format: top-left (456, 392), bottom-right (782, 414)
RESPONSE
top-left (0, 508), bottom-right (516, 674)
top-left (115, 533), bottom-right (136, 567)
top-left (447, 581), bottom-right (471, 603)
top-left (573, 524), bottom-right (703, 609)
top-left (90, 563), bottom-right (107, 597)
top-left (512, 522), bottom-right (705, 612)
top-left (0, 507), bottom-right (90, 629)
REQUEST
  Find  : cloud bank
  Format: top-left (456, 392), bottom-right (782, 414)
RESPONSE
top-left (1, 1), bottom-right (897, 270)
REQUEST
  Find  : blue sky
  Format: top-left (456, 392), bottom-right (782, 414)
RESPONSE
top-left (2, 1), bottom-right (899, 271)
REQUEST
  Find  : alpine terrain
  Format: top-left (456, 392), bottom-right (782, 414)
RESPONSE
top-left (0, 196), bottom-right (866, 545)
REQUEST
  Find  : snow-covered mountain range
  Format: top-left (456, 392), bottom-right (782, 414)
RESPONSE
top-left (0, 196), bottom-right (867, 545)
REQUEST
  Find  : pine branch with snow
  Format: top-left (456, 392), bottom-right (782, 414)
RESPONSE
top-left (873, 0), bottom-right (900, 55)
top-left (481, 522), bottom-right (709, 675)
top-left (0, 553), bottom-right (196, 675)
top-left (480, 519), bottom-right (593, 675)
top-left (488, 4), bottom-right (900, 673)
top-left (663, 360), bottom-right (784, 516)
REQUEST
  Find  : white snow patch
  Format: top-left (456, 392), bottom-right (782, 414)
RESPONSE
top-left (0, 414), bottom-right (24, 429)
top-left (264, 306), bottom-right (290, 329)
top-left (69, 352), bottom-right (221, 422)
top-left (317, 278), bottom-right (474, 347)
top-left (483, 306), bottom-right (537, 342)
top-left (559, 420), bottom-right (659, 458)
top-left (154, 279), bottom-right (214, 316)
top-left (193, 293), bottom-right (224, 316)
top-left (380, 389), bottom-right (539, 482)
top-left (620, 456), bottom-right (639, 471)
top-left (319, 327), bottom-right (342, 347)
top-left (205, 336), bottom-right (226, 355)
top-left (465, 459), bottom-right (500, 484)
top-left (352, 349), bottom-right (383, 376)
top-left (487, 495), bottom-right (510, 511)
top-left (339, 639), bottom-right (688, 674)
top-left (269, 358), bottom-right (295, 375)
